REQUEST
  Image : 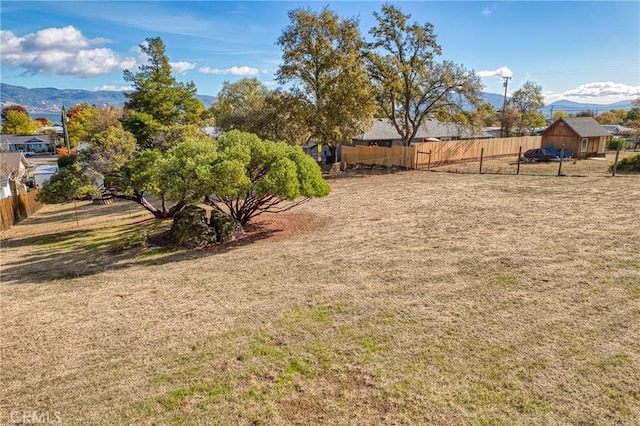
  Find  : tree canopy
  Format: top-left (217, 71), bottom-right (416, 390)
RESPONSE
top-left (1, 106), bottom-right (37, 135)
top-left (510, 80), bottom-right (545, 135)
top-left (366, 4), bottom-right (482, 146)
top-left (123, 37), bottom-right (206, 145)
top-left (201, 130), bottom-right (330, 225)
top-left (277, 7), bottom-right (376, 159)
top-left (210, 78), bottom-right (270, 134)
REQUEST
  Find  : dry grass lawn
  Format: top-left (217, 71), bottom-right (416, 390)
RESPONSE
top-left (431, 150), bottom-right (639, 177)
top-left (1, 170), bottom-right (639, 425)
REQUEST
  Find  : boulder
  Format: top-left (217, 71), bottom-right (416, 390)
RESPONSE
top-left (209, 210), bottom-right (243, 242)
top-left (169, 205), bottom-right (217, 248)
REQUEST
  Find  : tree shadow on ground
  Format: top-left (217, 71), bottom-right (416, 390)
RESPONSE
top-left (1, 214), bottom-right (295, 285)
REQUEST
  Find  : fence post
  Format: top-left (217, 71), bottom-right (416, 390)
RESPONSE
top-left (558, 145), bottom-right (565, 177)
top-left (479, 148), bottom-right (484, 174)
top-left (516, 146), bottom-right (522, 175)
top-left (428, 150), bottom-right (431, 171)
top-left (612, 143), bottom-right (621, 177)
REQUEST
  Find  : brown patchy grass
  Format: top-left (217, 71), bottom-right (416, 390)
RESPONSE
top-left (432, 150), bottom-right (639, 177)
top-left (1, 171), bottom-right (639, 425)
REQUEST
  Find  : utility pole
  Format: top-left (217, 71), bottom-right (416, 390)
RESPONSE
top-left (549, 106), bottom-right (554, 123)
top-left (61, 105), bottom-right (70, 152)
top-left (500, 76), bottom-right (511, 137)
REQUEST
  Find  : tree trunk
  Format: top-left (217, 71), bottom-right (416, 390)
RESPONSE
top-left (112, 192), bottom-right (185, 219)
top-left (329, 145), bottom-right (337, 164)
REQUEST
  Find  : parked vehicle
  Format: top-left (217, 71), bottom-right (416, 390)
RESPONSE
top-left (523, 148), bottom-right (560, 162)
top-left (543, 146), bottom-right (573, 159)
top-left (18, 149), bottom-right (33, 157)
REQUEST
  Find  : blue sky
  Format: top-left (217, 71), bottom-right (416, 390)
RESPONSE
top-left (1, 1), bottom-right (639, 104)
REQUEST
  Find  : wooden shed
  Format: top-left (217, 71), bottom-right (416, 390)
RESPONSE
top-left (542, 117), bottom-right (608, 158)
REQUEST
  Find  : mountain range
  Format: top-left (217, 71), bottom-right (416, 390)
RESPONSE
top-left (0, 83), bottom-right (634, 116)
top-left (0, 83), bottom-right (217, 114)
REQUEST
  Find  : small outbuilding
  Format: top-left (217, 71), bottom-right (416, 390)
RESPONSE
top-left (33, 165), bottom-right (59, 189)
top-left (542, 117), bottom-right (609, 158)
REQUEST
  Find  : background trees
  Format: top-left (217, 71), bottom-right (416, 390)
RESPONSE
top-left (1, 105), bottom-right (38, 135)
top-left (210, 78), bottom-right (270, 135)
top-left (366, 4), bottom-right (482, 146)
top-left (277, 7), bottom-right (376, 161)
top-left (122, 37), bottom-right (206, 146)
top-left (509, 80), bottom-right (545, 135)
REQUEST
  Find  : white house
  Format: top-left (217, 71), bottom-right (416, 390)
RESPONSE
top-left (33, 165), bottom-right (59, 189)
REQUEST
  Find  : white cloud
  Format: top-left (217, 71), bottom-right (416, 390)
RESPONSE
top-left (199, 65), bottom-right (260, 76)
top-left (0, 26), bottom-right (135, 77)
top-left (481, 7), bottom-right (492, 16)
top-left (477, 66), bottom-right (513, 78)
top-left (171, 61), bottom-right (196, 74)
top-left (544, 81), bottom-right (640, 104)
top-left (91, 85), bottom-right (133, 92)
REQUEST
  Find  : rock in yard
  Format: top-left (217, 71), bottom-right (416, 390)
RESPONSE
top-left (210, 210), bottom-right (243, 242)
top-left (169, 205), bottom-right (218, 248)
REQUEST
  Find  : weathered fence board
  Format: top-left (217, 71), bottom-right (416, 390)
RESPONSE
top-left (1, 191), bottom-right (43, 231)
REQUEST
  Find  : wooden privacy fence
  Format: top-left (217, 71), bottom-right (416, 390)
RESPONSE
top-left (342, 136), bottom-right (543, 170)
top-left (1, 191), bottom-right (43, 231)
top-left (414, 136), bottom-right (542, 168)
top-left (342, 146), bottom-right (417, 169)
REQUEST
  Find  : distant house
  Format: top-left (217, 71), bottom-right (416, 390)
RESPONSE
top-left (33, 165), bottom-right (59, 189)
top-left (302, 142), bottom-right (342, 164)
top-left (542, 117), bottom-right (609, 158)
top-left (351, 117), bottom-right (486, 147)
top-left (0, 135), bottom-right (52, 153)
top-left (602, 124), bottom-right (636, 136)
top-left (0, 152), bottom-right (31, 199)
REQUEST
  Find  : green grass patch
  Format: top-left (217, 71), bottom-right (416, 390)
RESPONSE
top-left (156, 379), bottom-right (231, 411)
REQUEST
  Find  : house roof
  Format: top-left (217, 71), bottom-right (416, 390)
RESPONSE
top-left (33, 165), bottom-right (59, 175)
top-left (602, 124), bottom-right (636, 134)
top-left (353, 117), bottom-right (482, 141)
top-left (0, 152), bottom-right (30, 178)
top-left (546, 117), bottom-right (610, 138)
top-left (0, 134), bottom-right (49, 144)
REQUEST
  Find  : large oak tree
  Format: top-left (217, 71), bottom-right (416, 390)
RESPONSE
top-left (366, 4), bottom-right (482, 146)
top-left (277, 7), bottom-right (376, 161)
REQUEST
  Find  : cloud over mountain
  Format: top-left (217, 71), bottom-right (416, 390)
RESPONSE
top-left (544, 81), bottom-right (640, 104)
top-left (0, 26), bottom-right (135, 77)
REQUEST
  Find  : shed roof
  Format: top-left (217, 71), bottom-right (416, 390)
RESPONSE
top-left (548, 117), bottom-right (610, 138)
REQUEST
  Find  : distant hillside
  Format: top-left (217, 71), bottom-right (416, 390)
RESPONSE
top-left (541, 99), bottom-right (633, 116)
top-left (478, 92), bottom-right (633, 114)
top-left (0, 83), bottom-right (633, 116)
top-left (0, 83), bottom-right (217, 113)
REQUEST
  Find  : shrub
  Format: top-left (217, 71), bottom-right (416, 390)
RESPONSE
top-left (57, 153), bottom-right (79, 169)
top-left (606, 137), bottom-right (627, 151)
top-left (610, 153), bottom-right (640, 173)
top-left (36, 164), bottom-right (97, 204)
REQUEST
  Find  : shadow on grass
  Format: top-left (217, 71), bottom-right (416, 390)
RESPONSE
top-left (1, 214), bottom-right (290, 285)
